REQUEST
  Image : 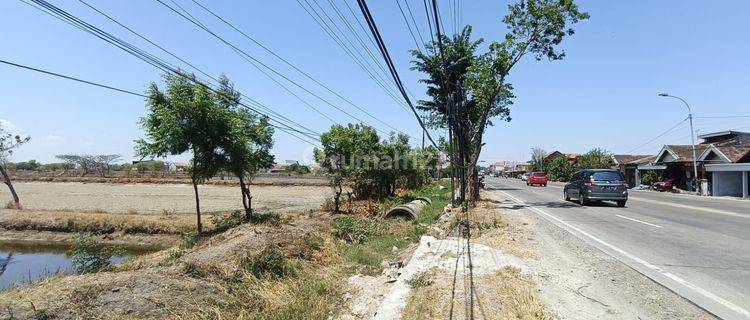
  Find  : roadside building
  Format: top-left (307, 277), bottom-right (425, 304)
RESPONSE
top-left (699, 142), bottom-right (750, 198)
top-left (544, 151), bottom-right (579, 166)
top-left (612, 154), bottom-right (654, 187)
top-left (645, 130), bottom-right (750, 196)
top-left (489, 161), bottom-right (505, 174)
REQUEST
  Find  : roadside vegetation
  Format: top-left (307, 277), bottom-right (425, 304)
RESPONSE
top-left (531, 147), bottom-right (617, 181)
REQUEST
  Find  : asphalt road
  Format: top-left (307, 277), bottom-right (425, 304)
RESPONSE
top-left (485, 177), bottom-right (750, 320)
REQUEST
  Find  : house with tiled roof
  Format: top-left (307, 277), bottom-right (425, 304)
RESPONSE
top-left (644, 130), bottom-right (750, 196)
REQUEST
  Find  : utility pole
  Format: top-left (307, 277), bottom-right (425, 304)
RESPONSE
top-left (659, 93), bottom-right (699, 193)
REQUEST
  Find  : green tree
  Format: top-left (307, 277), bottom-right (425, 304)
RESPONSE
top-left (546, 155), bottom-right (575, 181)
top-left (315, 124), bottom-right (380, 210)
top-left (0, 123), bottom-right (30, 206)
top-left (136, 73), bottom-right (225, 234)
top-left (285, 163), bottom-right (311, 174)
top-left (213, 75), bottom-right (274, 218)
top-left (530, 147), bottom-right (547, 172)
top-left (577, 148), bottom-right (615, 169)
top-left (412, 0), bottom-right (588, 206)
top-left (14, 160), bottom-right (41, 171)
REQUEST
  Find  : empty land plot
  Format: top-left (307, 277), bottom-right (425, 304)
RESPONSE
top-left (1, 182), bottom-right (330, 214)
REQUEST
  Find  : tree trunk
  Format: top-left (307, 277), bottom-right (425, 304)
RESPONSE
top-left (239, 175), bottom-right (249, 217)
top-left (191, 175), bottom-right (202, 234)
top-left (0, 164), bottom-right (20, 205)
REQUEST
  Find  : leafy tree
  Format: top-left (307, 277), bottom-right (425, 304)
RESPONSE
top-left (530, 147), bottom-right (547, 172)
top-left (13, 160), bottom-right (41, 171)
top-left (56, 154), bottom-right (99, 176)
top-left (412, 0), bottom-right (588, 206)
top-left (213, 75), bottom-right (274, 218)
top-left (0, 123), bottom-right (30, 206)
top-left (546, 155), bottom-right (575, 181)
top-left (54, 154), bottom-right (121, 177)
top-left (40, 162), bottom-right (75, 172)
top-left (640, 170), bottom-right (662, 185)
top-left (96, 154), bottom-right (122, 177)
top-left (577, 148), bottom-right (615, 169)
top-left (315, 124), bottom-right (380, 211)
top-left (285, 163), bottom-right (311, 174)
top-left (136, 73), bottom-right (225, 234)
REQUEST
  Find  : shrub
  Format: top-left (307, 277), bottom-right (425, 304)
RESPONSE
top-left (69, 232), bottom-right (116, 273)
top-left (407, 272), bottom-right (434, 288)
top-left (211, 214), bottom-right (242, 233)
top-left (183, 261), bottom-right (204, 278)
top-left (180, 231), bottom-right (197, 249)
top-left (240, 247), bottom-right (297, 279)
top-left (330, 217), bottom-right (377, 244)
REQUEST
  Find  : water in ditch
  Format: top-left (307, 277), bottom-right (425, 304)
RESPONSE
top-left (0, 241), bottom-right (151, 291)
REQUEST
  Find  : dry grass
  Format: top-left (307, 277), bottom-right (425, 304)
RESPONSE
top-left (0, 214), bottom-right (345, 320)
top-left (4, 200), bottom-right (22, 210)
top-left (403, 266), bottom-right (553, 320)
top-left (0, 209), bottom-right (214, 234)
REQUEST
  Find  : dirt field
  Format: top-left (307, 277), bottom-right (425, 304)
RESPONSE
top-left (1, 182), bottom-right (330, 214)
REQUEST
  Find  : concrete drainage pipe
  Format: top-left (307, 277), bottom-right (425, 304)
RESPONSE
top-left (384, 197), bottom-right (432, 220)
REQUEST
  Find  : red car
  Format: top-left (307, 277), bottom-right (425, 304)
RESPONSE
top-left (653, 178), bottom-right (676, 192)
top-left (527, 172), bottom-right (548, 187)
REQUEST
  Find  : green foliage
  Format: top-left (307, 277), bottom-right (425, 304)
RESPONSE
top-left (577, 148), bottom-right (615, 170)
top-left (640, 170), bottom-right (662, 185)
top-left (406, 272), bottom-right (434, 288)
top-left (38, 162), bottom-right (75, 171)
top-left (285, 163), bottom-right (311, 174)
top-left (211, 214), bottom-right (243, 233)
top-left (530, 147), bottom-right (547, 172)
top-left (330, 217), bottom-right (377, 244)
top-left (546, 155), bottom-right (575, 181)
top-left (183, 261), bottom-right (204, 278)
top-left (69, 232), bottom-right (115, 273)
top-left (240, 247), bottom-right (297, 279)
top-left (12, 160), bottom-right (41, 171)
top-left (180, 231), bottom-right (197, 249)
top-left (410, 0), bottom-right (588, 204)
top-left (315, 124), bottom-right (437, 201)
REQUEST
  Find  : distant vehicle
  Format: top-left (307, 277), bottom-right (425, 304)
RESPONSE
top-left (564, 169), bottom-right (628, 207)
top-left (520, 173), bottom-right (530, 181)
top-left (527, 172), bottom-right (548, 187)
top-left (490, 172), bottom-right (500, 177)
top-left (653, 178), bottom-right (677, 192)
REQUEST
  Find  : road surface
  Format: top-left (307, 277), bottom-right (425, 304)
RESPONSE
top-left (485, 177), bottom-right (750, 320)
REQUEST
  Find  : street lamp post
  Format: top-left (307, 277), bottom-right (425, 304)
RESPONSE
top-left (658, 92), bottom-right (700, 193)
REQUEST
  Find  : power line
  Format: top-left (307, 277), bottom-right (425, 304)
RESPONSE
top-left (0, 57), bottom-right (319, 147)
top-left (403, 0), bottom-right (426, 47)
top-left (22, 0), bottom-right (322, 147)
top-left (295, 0), bottom-right (412, 115)
top-left (75, 0), bottom-right (322, 139)
top-left (625, 117), bottom-right (689, 154)
top-left (0, 58), bottom-right (145, 97)
top-left (355, 0), bottom-right (439, 149)
top-left (192, 0), bottom-right (412, 133)
top-left (395, 0), bottom-right (423, 52)
top-left (695, 115), bottom-right (750, 119)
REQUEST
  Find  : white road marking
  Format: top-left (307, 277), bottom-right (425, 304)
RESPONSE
top-left (615, 214), bottom-right (663, 228)
top-left (496, 189), bottom-right (750, 319)
top-left (629, 196), bottom-right (749, 219)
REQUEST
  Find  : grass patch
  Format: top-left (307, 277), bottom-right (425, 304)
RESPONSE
top-left (68, 232), bottom-right (118, 273)
top-left (240, 246), bottom-right (298, 279)
top-left (406, 271), bottom-right (434, 288)
top-left (334, 181), bottom-right (452, 275)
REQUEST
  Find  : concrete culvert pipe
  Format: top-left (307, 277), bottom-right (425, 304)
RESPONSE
top-left (384, 197), bottom-right (431, 220)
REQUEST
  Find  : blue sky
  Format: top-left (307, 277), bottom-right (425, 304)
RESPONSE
top-left (1, 0), bottom-right (749, 164)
